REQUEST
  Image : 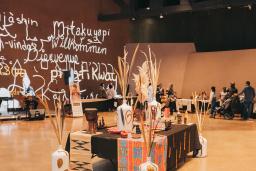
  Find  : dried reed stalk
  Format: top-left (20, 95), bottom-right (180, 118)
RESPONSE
top-left (115, 44), bottom-right (139, 99)
top-left (133, 45), bottom-right (161, 157)
top-left (192, 92), bottom-right (207, 133)
top-left (37, 95), bottom-right (64, 145)
top-left (138, 75), bottom-right (148, 153)
top-left (133, 61), bottom-right (149, 103)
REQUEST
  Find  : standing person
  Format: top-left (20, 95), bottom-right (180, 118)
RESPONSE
top-left (239, 81), bottom-right (255, 120)
top-left (167, 84), bottom-right (177, 113)
top-left (167, 84), bottom-right (175, 97)
top-left (228, 82), bottom-right (238, 98)
top-left (220, 87), bottom-right (228, 106)
top-left (106, 84), bottom-right (116, 111)
top-left (98, 83), bottom-right (107, 98)
top-left (209, 86), bottom-right (217, 118)
top-left (156, 84), bottom-right (164, 103)
top-left (147, 83), bottom-right (154, 103)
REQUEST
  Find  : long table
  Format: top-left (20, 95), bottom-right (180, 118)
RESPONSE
top-left (81, 97), bottom-right (138, 112)
top-left (81, 98), bottom-right (111, 112)
top-left (66, 124), bottom-right (201, 171)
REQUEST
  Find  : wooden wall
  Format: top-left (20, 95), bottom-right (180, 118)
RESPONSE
top-left (126, 43), bottom-right (256, 98)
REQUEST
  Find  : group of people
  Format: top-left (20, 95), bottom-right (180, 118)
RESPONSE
top-left (98, 83), bottom-right (116, 99)
top-left (98, 80), bottom-right (255, 120)
top-left (156, 83), bottom-right (177, 112)
top-left (209, 81), bottom-right (255, 120)
top-left (155, 81), bottom-right (256, 120)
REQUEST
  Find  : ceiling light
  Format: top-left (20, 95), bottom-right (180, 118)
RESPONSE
top-left (131, 17), bottom-right (136, 21)
top-left (227, 6), bottom-right (232, 10)
top-left (146, 7), bottom-right (150, 10)
top-left (159, 14), bottom-right (164, 19)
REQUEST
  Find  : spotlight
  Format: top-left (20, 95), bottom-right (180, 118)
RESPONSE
top-left (245, 4), bottom-right (252, 10)
top-left (159, 14), bottom-right (164, 19)
top-left (227, 6), bottom-right (232, 10)
top-left (146, 7), bottom-right (150, 10)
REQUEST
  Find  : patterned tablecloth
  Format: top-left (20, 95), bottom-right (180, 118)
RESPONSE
top-left (68, 131), bottom-right (102, 171)
top-left (118, 135), bottom-right (167, 171)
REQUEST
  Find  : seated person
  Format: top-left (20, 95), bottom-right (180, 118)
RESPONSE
top-left (98, 83), bottom-right (107, 98)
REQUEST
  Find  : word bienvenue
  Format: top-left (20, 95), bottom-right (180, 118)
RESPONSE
top-left (0, 11), bottom-right (114, 99)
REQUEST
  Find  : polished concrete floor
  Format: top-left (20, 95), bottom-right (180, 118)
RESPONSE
top-left (0, 113), bottom-right (256, 171)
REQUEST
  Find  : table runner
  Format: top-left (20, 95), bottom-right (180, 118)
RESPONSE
top-left (118, 135), bottom-right (167, 171)
top-left (69, 131), bottom-right (102, 171)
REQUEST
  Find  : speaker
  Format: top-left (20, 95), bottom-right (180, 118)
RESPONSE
top-left (28, 109), bottom-right (45, 120)
top-left (63, 70), bottom-right (70, 85)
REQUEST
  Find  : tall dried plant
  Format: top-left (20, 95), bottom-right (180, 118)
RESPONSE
top-left (140, 46), bottom-right (161, 98)
top-left (133, 61), bottom-right (149, 104)
top-left (37, 95), bottom-right (65, 146)
top-left (192, 92), bottom-right (208, 134)
top-left (115, 44), bottom-right (139, 99)
top-left (133, 45), bottom-right (161, 157)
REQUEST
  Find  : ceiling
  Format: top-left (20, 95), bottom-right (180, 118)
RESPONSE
top-left (98, 0), bottom-right (255, 21)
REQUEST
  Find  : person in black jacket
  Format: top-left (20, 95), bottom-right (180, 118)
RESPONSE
top-left (156, 84), bottom-right (164, 103)
top-left (239, 81), bottom-right (255, 120)
top-left (227, 82), bottom-right (238, 98)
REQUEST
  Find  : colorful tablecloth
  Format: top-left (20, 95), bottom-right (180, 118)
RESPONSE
top-left (118, 135), bottom-right (167, 171)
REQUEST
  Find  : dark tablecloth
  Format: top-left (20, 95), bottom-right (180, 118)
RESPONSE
top-left (66, 124), bottom-right (201, 171)
top-left (91, 124), bottom-right (201, 171)
top-left (82, 99), bottom-right (113, 112)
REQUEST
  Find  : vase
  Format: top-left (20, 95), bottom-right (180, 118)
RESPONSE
top-left (196, 134), bottom-right (207, 158)
top-left (139, 157), bottom-right (159, 171)
top-left (117, 99), bottom-right (133, 132)
top-left (52, 145), bottom-right (69, 171)
top-left (148, 98), bottom-right (161, 120)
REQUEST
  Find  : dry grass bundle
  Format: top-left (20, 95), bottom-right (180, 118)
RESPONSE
top-left (133, 61), bottom-right (149, 104)
top-left (115, 44), bottom-right (139, 99)
top-left (37, 95), bottom-right (65, 145)
top-left (133, 45), bottom-right (161, 157)
top-left (192, 92), bottom-right (209, 133)
top-left (140, 46), bottom-right (161, 98)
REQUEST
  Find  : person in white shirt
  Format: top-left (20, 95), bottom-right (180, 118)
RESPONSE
top-left (106, 84), bottom-right (116, 111)
top-left (147, 83), bottom-right (154, 103)
top-left (209, 86), bottom-right (217, 117)
top-left (220, 87), bottom-right (227, 106)
top-left (106, 84), bottom-right (116, 99)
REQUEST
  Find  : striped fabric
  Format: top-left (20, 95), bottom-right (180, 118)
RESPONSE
top-left (118, 135), bottom-right (167, 171)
